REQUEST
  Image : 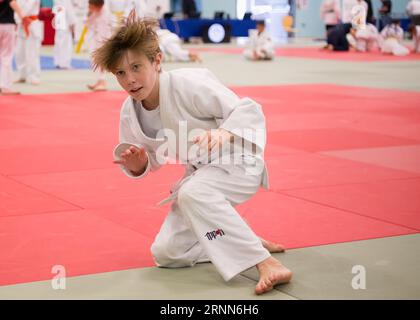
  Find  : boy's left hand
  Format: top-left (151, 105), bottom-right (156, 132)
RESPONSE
top-left (193, 128), bottom-right (233, 153)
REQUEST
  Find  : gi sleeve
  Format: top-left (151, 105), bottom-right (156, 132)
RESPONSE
top-left (178, 69), bottom-right (267, 155)
top-left (114, 104), bottom-right (162, 179)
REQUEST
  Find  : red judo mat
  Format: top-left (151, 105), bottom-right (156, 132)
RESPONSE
top-left (192, 46), bottom-right (420, 62)
top-left (1, 85), bottom-right (420, 286)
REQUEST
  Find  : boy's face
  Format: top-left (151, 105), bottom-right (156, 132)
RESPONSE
top-left (114, 50), bottom-right (162, 102)
top-left (256, 23), bottom-right (265, 33)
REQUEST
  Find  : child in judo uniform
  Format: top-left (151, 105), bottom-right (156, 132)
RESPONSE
top-left (347, 23), bottom-right (380, 52)
top-left (155, 27), bottom-right (201, 62)
top-left (86, 0), bottom-right (112, 91)
top-left (380, 19), bottom-right (410, 56)
top-left (243, 20), bottom-right (275, 61)
top-left (14, 0), bottom-right (43, 85)
top-left (92, 13), bottom-right (292, 295)
top-left (52, 0), bottom-right (77, 69)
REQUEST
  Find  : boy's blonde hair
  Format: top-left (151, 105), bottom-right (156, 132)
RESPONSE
top-left (92, 10), bottom-right (161, 73)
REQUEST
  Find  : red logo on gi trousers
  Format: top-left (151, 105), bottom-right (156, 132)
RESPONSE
top-left (205, 229), bottom-right (225, 240)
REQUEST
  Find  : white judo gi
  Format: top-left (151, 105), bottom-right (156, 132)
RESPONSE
top-left (320, 0), bottom-right (340, 27)
top-left (342, 0), bottom-right (359, 23)
top-left (349, 23), bottom-right (380, 52)
top-left (243, 29), bottom-right (275, 61)
top-left (113, 68), bottom-right (271, 281)
top-left (156, 28), bottom-right (190, 62)
top-left (15, 0), bottom-right (43, 84)
top-left (406, 0), bottom-right (420, 16)
top-left (105, 0), bottom-right (130, 28)
top-left (124, 0), bottom-right (162, 19)
top-left (70, 0), bottom-right (88, 50)
top-left (85, 6), bottom-right (112, 80)
top-left (53, 0), bottom-right (76, 68)
top-left (380, 24), bottom-right (410, 56)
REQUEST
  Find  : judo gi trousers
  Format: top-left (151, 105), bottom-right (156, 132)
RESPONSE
top-left (54, 30), bottom-right (73, 68)
top-left (150, 161), bottom-right (271, 282)
top-left (0, 24), bottom-right (15, 90)
top-left (16, 32), bottom-right (42, 83)
top-left (381, 39), bottom-right (410, 56)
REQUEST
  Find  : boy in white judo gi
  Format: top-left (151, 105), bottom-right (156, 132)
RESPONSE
top-left (52, 0), bottom-right (76, 69)
top-left (243, 20), bottom-right (275, 61)
top-left (0, 0), bottom-right (24, 95)
top-left (92, 13), bottom-right (292, 295)
top-left (155, 27), bottom-right (201, 62)
top-left (14, 0), bottom-right (43, 85)
top-left (380, 19), bottom-right (410, 56)
top-left (85, 0), bottom-right (112, 91)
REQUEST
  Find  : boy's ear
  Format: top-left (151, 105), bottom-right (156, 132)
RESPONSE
top-left (155, 52), bottom-right (163, 71)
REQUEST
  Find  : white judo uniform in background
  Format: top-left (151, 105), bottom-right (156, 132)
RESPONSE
top-left (406, 0), bottom-right (420, 16)
top-left (349, 23), bottom-right (380, 52)
top-left (156, 28), bottom-right (191, 62)
top-left (71, 0), bottom-right (88, 50)
top-left (53, 0), bottom-right (76, 69)
top-left (105, 0), bottom-right (130, 28)
top-left (15, 0), bottom-right (43, 84)
top-left (320, 0), bottom-right (341, 27)
top-left (114, 68), bottom-right (271, 281)
top-left (124, 0), bottom-right (163, 19)
top-left (380, 23), bottom-right (410, 56)
top-left (342, 0), bottom-right (359, 23)
top-left (85, 6), bottom-right (112, 80)
top-left (243, 29), bottom-right (275, 61)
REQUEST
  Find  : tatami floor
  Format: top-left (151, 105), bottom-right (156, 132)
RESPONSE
top-left (0, 39), bottom-right (419, 299)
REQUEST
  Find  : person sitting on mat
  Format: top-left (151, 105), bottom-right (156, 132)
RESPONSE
top-left (324, 23), bottom-right (353, 51)
top-left (243, 20), bottom-right (275, 61)
top-left (92, 11), bottom-right (292, 295)
top-left (380, 18), bottom-right (410, 56)
top-left (347, 23), bottom-right (380, 52)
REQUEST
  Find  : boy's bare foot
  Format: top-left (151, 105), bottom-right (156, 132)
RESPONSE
top-left (87, 82), bottom-right (107, 91)
top-left (260, 238), bottom-right (285, 253)
top-left (14, 78), bottom-right (26, 83)
top-left (255, 256), bottom-right (292, 295)
top-left (0, 88), bottom-right (21, 95)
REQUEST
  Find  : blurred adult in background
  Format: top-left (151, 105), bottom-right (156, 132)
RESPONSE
top-left (342, 0), bottom-right (358, 23)
top-left (0, 0), bottom-right (24, 95)
top-left (320, 0), bottom-right (340, 33)
top-left (14, 0), bottom-right (43, 85)
top-left (182, 0), bottom-right (198, 18)
top-left (365, 0), bottom-right (375, 25)
top-left (406, 0), bottom-right (420, 26)
top-left (378, 0), bottom-right (392, 31)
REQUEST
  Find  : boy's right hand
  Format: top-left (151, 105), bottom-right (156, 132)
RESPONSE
top-left (113, 145), bottom-right (148, 176)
